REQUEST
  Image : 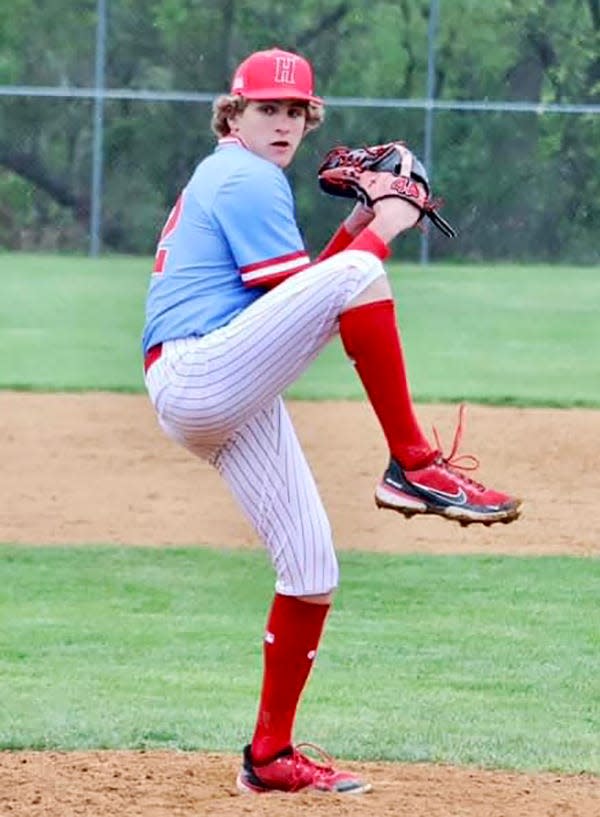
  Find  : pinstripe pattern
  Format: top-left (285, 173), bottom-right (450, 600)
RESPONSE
top-left (215, 397), bottom-right (336, 595)
top-left (145, 250), bottom-right (384, 594)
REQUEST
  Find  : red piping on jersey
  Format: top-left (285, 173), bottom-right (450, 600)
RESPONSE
top-left (241, 250), bottom-right (309, 275)
top-left (218, 135), bottom-right (250, 150)
top-left (240, 250), bottom-right (311, 288)
top-left (246, 262), bottom-right (312, 289)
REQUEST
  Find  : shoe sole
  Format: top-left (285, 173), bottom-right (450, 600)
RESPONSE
top-left (374, 484), bottom-right (522, 527)
top-left (236, 771), bottom-right (373, 795)
top-left (236, 772), bottom-right (267, 794)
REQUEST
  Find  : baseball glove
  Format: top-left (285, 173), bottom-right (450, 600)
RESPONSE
top-left (318, 141), bottom-right (457, 238)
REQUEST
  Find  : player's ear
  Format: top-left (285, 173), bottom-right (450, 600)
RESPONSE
top-left (227, 113), bottom-right (240, 135)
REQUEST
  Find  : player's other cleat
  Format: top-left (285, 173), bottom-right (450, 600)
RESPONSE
top-left (374, 405), bottom-right (522, 526)
top-left (236, 743), bottom-right (372, 795)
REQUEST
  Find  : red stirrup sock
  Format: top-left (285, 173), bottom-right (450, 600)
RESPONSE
top-left (251, 594), bottom-right (330, 763)
top-left (339, 299), bottom-right (434, 469)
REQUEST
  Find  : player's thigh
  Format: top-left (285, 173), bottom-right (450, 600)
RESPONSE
top-left (210, 397), bottom-right (339, 597)
top-left (218, 249), bottom-right (385, 388)
top-left (153, 250), bottom-right (385, 439)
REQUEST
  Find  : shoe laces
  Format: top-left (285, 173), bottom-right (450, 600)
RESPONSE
top-left (293, 741), bottom-right (335, 769)
top-left (274, 742), bottom-right (335, 791)
top-left (432, 404), bottom-right (485, 490)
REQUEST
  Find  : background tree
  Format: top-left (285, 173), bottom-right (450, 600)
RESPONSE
top-left (0, 0), bottom-right (597, 261)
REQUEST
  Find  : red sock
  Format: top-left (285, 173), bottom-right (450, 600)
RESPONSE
top-left (251, 594), bottom-right (330, 763)
top-left (339, 299), bottom-right (433, 469)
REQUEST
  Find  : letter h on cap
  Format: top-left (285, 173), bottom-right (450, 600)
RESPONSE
top-left (274, 56), bottom-right (297, 84)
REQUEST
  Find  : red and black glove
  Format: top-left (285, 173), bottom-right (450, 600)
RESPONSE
top-left (318, 141), bottom-right (457, 238)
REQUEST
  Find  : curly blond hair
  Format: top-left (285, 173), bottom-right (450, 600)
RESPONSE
top-left (211, 94), bottom-right (324, 138)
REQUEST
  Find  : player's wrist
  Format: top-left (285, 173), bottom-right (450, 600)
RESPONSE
top-left (343, 202), bottom-right (375, 237)
top-left (371, 198), bottom-right (420, 238)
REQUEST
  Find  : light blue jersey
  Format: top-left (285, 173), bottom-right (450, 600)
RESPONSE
top-left (142, 138), bottom-right (311, 354)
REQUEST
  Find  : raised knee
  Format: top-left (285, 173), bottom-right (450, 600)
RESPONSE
top-left (337, 249), bottom-right (386, 278)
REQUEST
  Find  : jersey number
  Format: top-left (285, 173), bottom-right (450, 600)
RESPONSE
top-left (152, 193), bottom-right (184, 274)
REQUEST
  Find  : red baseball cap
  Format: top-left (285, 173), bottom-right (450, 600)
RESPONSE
top-left (230, 48), bottom-right (323, 105)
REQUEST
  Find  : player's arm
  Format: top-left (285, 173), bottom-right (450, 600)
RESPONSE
top-left (213, 164), bottom-right (311, 289)
top-left (317, 202), bottom-right (375, 261)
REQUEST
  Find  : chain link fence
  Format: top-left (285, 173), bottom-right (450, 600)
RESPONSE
top-left (1, 0), bottom-right (598, 264)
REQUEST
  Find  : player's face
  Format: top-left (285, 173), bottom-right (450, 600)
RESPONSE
top-left (228, 100), bottom-right (307, 168)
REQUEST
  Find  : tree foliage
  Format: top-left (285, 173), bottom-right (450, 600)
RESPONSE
top-left (0, 0), bottom-right (598, 261)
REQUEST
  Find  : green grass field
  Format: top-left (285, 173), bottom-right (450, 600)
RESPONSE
top-left (2, 252), bottom-right (599, 405)
top-left (1, 252), bottom-right (599, 774)
top-left (1, 546), bottom-right (598, 773)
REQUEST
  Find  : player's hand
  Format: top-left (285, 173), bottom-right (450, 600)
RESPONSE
top-left (372, 194), bottom-right (422, 234)
top-left (364, 194), bottom-right (422, 244)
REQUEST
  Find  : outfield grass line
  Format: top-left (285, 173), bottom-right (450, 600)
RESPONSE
top-left (2, 385), bottom-right (600, 409)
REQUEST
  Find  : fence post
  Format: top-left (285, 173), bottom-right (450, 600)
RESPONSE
top-left (90, 0), bottom-right (107, 257)
top-left (420, 0), bottom-right (439, 265)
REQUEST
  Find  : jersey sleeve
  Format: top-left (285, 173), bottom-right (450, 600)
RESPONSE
top-left (212, 163), bottom-right (311, 288)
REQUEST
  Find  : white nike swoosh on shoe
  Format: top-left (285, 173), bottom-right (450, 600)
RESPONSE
top-left (412, 484), bottom-right (468, 505)
top-left (385, 477), bottom-right (468, 507)
top-left (385, 477), bottom-right (412, 492)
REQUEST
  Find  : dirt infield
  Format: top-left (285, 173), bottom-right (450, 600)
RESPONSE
top-left (1, 392), bottom-right (599, 816)
top-left (3, 392), bottom-right (600, 555)
top-left (2, 751), bottom-right (599, 817)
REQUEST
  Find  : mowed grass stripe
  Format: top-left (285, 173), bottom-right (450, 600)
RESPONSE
top-left (1, 545), bottom-right (598, 773)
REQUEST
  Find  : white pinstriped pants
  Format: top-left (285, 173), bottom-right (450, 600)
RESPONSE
top-left (144, 250), bottom-right (385, 595)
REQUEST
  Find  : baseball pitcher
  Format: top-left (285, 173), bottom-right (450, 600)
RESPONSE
top-left (142, 47), bottom-right (521, 795)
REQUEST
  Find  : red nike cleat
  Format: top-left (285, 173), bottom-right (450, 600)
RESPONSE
top-left (236, 743), bottom-right (372, 794)
top-left (375, 405), bottom-right (522, 526)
